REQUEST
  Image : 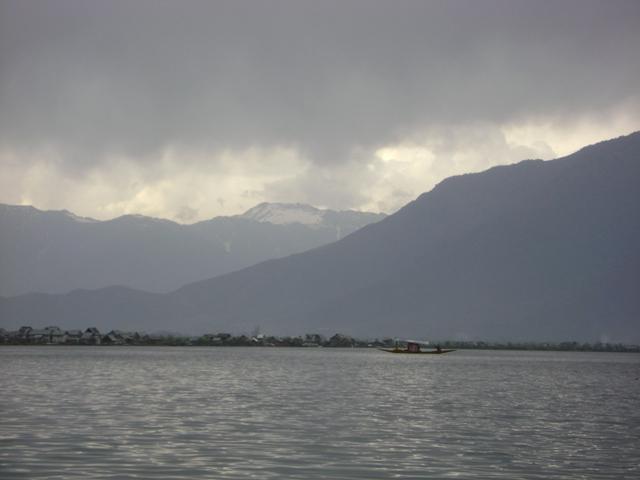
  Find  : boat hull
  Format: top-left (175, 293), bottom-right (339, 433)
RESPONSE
top-left (378, 348), bottom-right (456, 354)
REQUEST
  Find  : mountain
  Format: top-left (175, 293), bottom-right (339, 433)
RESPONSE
top-left (240, 202), bottom-right (332, 225)
top-left (0, 203), bottom-right (385, 296)
top-left (239, 202), bottom-right (383, 236)
top-left (1, 133), bottom-right (639, 342)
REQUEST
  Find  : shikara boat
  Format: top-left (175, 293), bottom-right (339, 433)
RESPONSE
top-left (378, 341), bottom-right (455, 354)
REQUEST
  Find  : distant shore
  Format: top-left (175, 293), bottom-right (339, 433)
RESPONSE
top-left (1, 327), bottom-right (638, 353)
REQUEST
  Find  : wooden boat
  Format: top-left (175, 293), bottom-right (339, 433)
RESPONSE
top-left (378, 341), bottom-right (455, 354)
top-left (378, 347), bottom-right (455, 354)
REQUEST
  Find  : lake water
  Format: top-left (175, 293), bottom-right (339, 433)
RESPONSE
top-left (1, 347), bottom-right (639, 479)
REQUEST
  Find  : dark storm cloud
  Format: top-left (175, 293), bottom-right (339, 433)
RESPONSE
top-left (1, 0), bottom-right (638, 169)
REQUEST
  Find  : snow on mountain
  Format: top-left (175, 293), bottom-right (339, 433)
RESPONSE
top-left (4, 132), bottom-right (639, 341)
top-left (239, 202), bottom-right (324, 225)
top-left (238, 202), bottom-right (385, 228)
top-left (0, 201), bottom-right (385, 296)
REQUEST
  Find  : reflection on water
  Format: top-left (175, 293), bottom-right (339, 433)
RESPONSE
top-left (1, 347), bottom-right (639, 479)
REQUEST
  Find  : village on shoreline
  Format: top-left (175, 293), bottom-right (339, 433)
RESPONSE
top-left (1, 325), bottom-right (639, 352)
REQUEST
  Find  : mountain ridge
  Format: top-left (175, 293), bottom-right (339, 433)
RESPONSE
top-left (1, 132), bottom-right (639, 342)
top-left (0, 201), bottom-right (385, 227)
top-left (0, 202), bottom-right (385, 296)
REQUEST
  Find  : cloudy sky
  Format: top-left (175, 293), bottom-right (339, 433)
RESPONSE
top-left (1, 0), bottom-right (638, 222)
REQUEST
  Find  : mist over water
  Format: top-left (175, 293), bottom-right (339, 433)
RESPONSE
top-left (1, 347), bottom-right (638, 479)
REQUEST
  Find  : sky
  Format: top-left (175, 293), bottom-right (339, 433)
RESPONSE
top-left (0, 0), bottom-right (639, 222)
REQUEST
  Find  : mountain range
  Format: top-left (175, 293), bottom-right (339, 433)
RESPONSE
top-left (1, 132), bottom-right (639, 342)
top-left (0, 203), bottom-right (385, 296)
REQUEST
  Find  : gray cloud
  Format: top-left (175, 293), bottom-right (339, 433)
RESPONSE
top-left (1, 0), bottom-right (639, 219)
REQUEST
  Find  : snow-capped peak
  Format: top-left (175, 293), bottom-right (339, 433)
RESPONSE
top-left (239, 202), bottom-right (325, 226)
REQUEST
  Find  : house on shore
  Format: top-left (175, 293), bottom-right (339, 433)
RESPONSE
top-left (64, 330), bottom-right (83, 344)
top-left (80, 328), bottom-right (102, 345)
top-left (17, 326), bottom-right (33, 342)
top-left (44, 326), bottom-right (65, 344)
top-left (102, 330), bottom-right (140, 345)
top-left (15, 326), bottom-right (66, 344)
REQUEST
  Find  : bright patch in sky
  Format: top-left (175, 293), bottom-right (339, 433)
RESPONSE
top-left (0, 1), bottom-right (638, 221)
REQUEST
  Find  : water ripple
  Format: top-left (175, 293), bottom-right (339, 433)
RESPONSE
top-left (1, 347), bottom-right (639, 479)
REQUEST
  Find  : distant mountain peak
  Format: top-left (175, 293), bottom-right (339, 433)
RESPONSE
top-left (0, 200), bottom-right (385, 296)
top-left (2, 132), bottom-right (638, 341)
top-left (0, 203), bottom-right (99, 223)
top-left (0, 204), bottom-right (37, 214)
top-left (112, 213), bottom-right (176, 226)
top-left (238, 202), bottom-right (386, 227)
top-left (239, 202), bottom-right (326, 226)
top-left (60, 209), bottom-right (99, 224)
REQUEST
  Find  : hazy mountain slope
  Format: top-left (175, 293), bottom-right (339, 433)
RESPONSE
top-left (0, 203), bottom-right (385, 296)
top-left (165, 133), bottom-right (639, 341)
top-left (1, 133), bottom-right (638, 342)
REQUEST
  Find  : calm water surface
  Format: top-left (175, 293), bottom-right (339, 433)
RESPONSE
top-left (1, 347), bottom-right (639, 479)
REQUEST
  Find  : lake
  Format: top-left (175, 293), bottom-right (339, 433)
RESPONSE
top-left (1, 347), bottom-right (638, 479)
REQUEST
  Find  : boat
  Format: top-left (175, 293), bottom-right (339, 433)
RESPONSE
top-left (378, 340), bottom-right (455, 354)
